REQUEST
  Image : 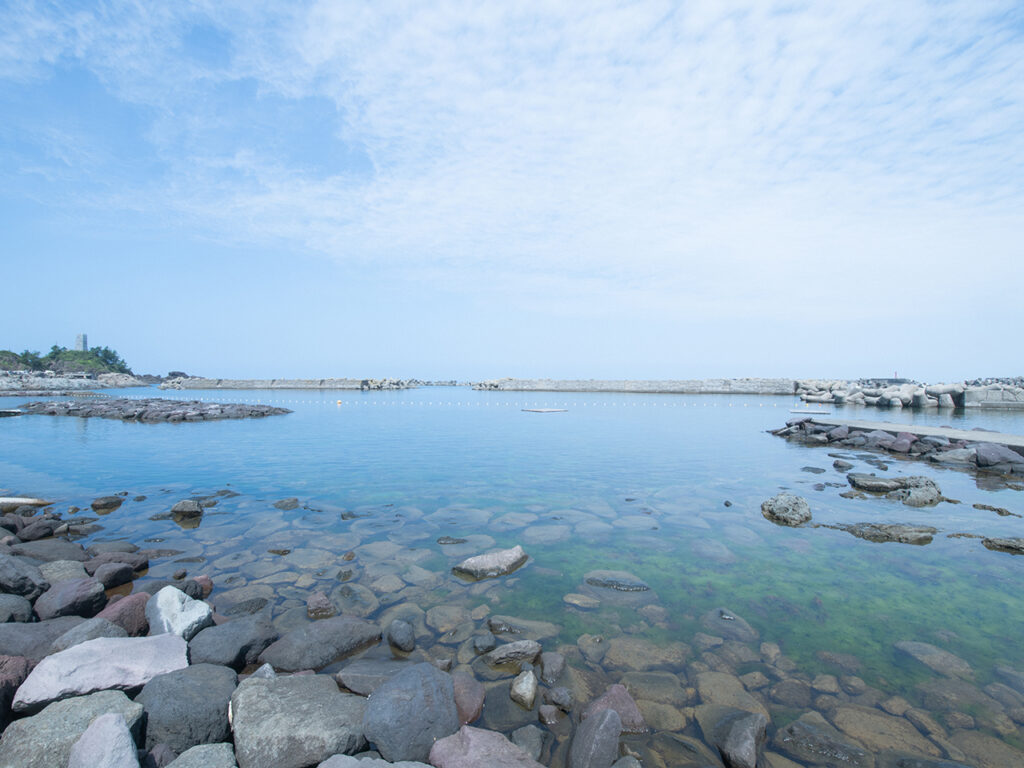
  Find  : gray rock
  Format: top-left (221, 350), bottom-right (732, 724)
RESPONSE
top-left (510, 724), bottom-right (545, 761)
top-left (319, 757), bottom-right (431, 768)
top-left (976, 443), bottom-right (1024, 467)
top-left (230, 675), bottom-right (367, 768)
top-left (188, 615), bottom-right (279, 670)
top-left (258, 615), bottom-right (380, 671)
top-left (93, 561), bottom-right (135, 588)
top-left (540, 651), bottom-right (565, 684)
top-left (91, 496), bottom-right (125, 512)
top-left (698, 705), bottom-right (767, 768)
top-left (49, 616), bottom-right (128, 653)
top-left (34, 577), bottom-right (107, 620)
top-left (569, 707), bottom-right (622, 768)
top-left (846, 474), bottom-right (904, 493)
top-left (85, 551), bottom-right (150, 574)
top-left (982, 537), bottom-right (1024, 554)
top-left (772, 711), bottom-right (872, 768)
top-left (0, 689), bottom-right (143, 768)
top-left (86, 540), bottom-right (140, 557)
top-left (0, 553), bottom-right (49, 600)
top-left (137, 663), bottom-right (238, 751)
top-left (337, 657), bottom-right (408, 696)
top-left (0, 593), bottom-right (33, 622)
top-left (510, 669), bottom-right (538, 709)
top-left (453, 545), bottom-right (528, 579)
top-left (68, 711), bottom-right (140, 768)
top-left (170, 500), bottom-right (203, 517)
top-left (930, 448), bottom-right (977, 465)
top-left (760, 493), bottom-right (811, 526)
top-left (146, 586), bottom-right (214, 641)
top-left (167, 743), bottom-right (238, 768)
top-left (387, 618), bottom-right (415, 652)
top-left (701, 607), bottom-right (759, 643)
top-left (0, 616), bottom-right (85, 660)
top-left (484, 640), bottom-right (542, 667)
top-left (38, 559), bottom-right (88, 584)
top-left (362, 662), bottom-right (459, 762)
top-left (10, 538), bottom-right (87, 561)
top-left (12, 633), bottom-right (189, 712)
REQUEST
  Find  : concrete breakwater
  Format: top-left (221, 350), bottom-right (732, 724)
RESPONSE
top-left (798, 378), bottom-right (1024, 410)
top-left (472, 377), bottom-right (797, 394)
top-left (772, 416), bottom-right (1024, 478)
top-left (160, 377), bottom-right (420, 391)
top-left (19, 398), bottom-right (292, 422)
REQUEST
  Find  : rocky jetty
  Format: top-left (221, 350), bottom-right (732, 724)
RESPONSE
top-left (772, 417), bottom-right (1024, 477)
top-left (18, 398), bottom-right (291, 422)
top-left (797, 377), bottom-right (1024, 410)
top-left (160, 377), bottom-right (419, 390)
top-left (0, 372), bottom-right (147, 394)
top-left (472, 378), bottom-right (796, 394)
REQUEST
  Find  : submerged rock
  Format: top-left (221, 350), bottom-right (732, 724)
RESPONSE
top-left (453, 546), bottom-right (528, 579)
top-left (772, 711), bottom-right (872, 768)
top-left (760, 494), bottom-right (811, 526)
top-left (895, 641), bottom-right (973, 679)
top-left (696, 704), bottom-right (767, 768)
top-left (569, 707), bottom-right (622, 768)
top-left (841, 523), bottom-right (937, 545)
top-left (982, 537), bottom-right (1024, 554)
top-left (582, 684), bottom-right (647, 734)
top-left (701, 607), bottom-right (759, 643)
top-left (583, 570), bottom-right (650, 592)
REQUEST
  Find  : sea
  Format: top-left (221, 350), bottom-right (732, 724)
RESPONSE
top-left (2, 386), bottom-right (1023, 764)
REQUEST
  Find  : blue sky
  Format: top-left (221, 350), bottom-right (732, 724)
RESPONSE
top-left (1, 1), bottom-right (1022, 380)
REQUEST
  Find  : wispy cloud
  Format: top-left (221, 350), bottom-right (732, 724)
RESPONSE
top-left (2, 0), bottom-right (1023, 314)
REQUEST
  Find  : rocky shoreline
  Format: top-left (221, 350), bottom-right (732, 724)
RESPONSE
top-left (0, 484), bottom-right (1021, 767)
top-left (18, 398), bottom-right (292, 422)
top-left (160, 378), bottom-right (428, 391)
top-left (0, 372), bottom-right (148, 395)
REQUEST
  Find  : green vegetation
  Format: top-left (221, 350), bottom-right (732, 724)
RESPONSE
top-left (0, 345), bottom-right (131, 375)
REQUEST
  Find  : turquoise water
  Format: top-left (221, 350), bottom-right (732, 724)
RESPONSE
top-left (2, 387), bottom-right (1023, 761)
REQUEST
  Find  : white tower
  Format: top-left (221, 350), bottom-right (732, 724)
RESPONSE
top-left (74, 333), bottom-right (88, 352)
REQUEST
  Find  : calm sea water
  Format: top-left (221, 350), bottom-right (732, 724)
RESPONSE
top-left (2, 386), bottom-right (1023, 761)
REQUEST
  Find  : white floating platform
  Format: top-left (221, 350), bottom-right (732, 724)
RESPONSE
top-left (522, 408), bottom-right (568, 413)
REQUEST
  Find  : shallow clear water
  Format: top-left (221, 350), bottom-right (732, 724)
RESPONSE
top-left (2, 387), bottom-right (1023, 763)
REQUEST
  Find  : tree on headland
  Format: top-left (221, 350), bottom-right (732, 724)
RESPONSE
top-left (0, 345), bottom-right (131, 374)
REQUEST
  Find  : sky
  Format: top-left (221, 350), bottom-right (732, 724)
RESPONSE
top-left (1, 1), bottom-right (1022, 381)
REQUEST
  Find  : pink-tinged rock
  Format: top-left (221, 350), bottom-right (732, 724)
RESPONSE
top-left (429, 725), bottom-right (545, 768)
top-left (193, 575), bottom-right (214, 598)
top-left (84, 552), bottom-right (149, 574)
top-left (582, 684), bottom-right (648, 734)
top-left (306, 591), bottom-right (334, 620)
top-left (452, 670), bottom-right (484, 724)
top-left (12, 633), bottom-right (188, 712)
top-left (97, 592), bottom-right (150, 636)
top-left (0, 655), bottom-right (32, 727)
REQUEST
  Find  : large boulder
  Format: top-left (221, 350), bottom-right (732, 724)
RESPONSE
top-left (67, 712), bottom-right (140, 768)
top-left (0, 594), bottom-right (33, 623)
top-left (136, 663), bottom-right (238, 751)
top-left (696, 704), bottom-right (767, 768)
top-left (12, 633), bottom-right (189, 712)
top-left (10, 539), bottom-right (87, 562)
top-left (0, 689), bottom-right (143, 768)
top-left (97, 592), bottom-right (150, 636)
top-left (258, 615), bottom-right (380, 671)
top-left (146, 586), bottom-right (214, 641)
top-left (700, 607), bottom-right (759, 643)
top-left (569, 707), bottom-right (622, 768)
top-left (34, 577), bottom-right (107, 620)
top-left (362, 662), bottom-right (460, 762)
top-left (0, 654), bottom-right (31, 729)
top-left (0, 553), bottom-right (49, 600)
top-left (429, 725), bottom-right (545, 767)
top-left (336, 657), bottom-right (409, 696)
top-left (760, 494), bottom-right (811, 526)
top-left (453, 546), bottom-right (528, 579)
top-left (188, 615), bottom-right (279, 670)
top-left (230, 675), bottom-right (366, 768)
top-left (975, 443), bottom-right (1024, 468)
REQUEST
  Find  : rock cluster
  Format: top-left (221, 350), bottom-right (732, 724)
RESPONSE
top-left (773, 418), bottom-right (1024, 476)
top-left (160, 377), bottom-right (419, 390)
top-left (19, 398), bottom-right (292, 422)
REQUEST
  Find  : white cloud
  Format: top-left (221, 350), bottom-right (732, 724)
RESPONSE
top-left (2, 0), bottom-right (1023, 318)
